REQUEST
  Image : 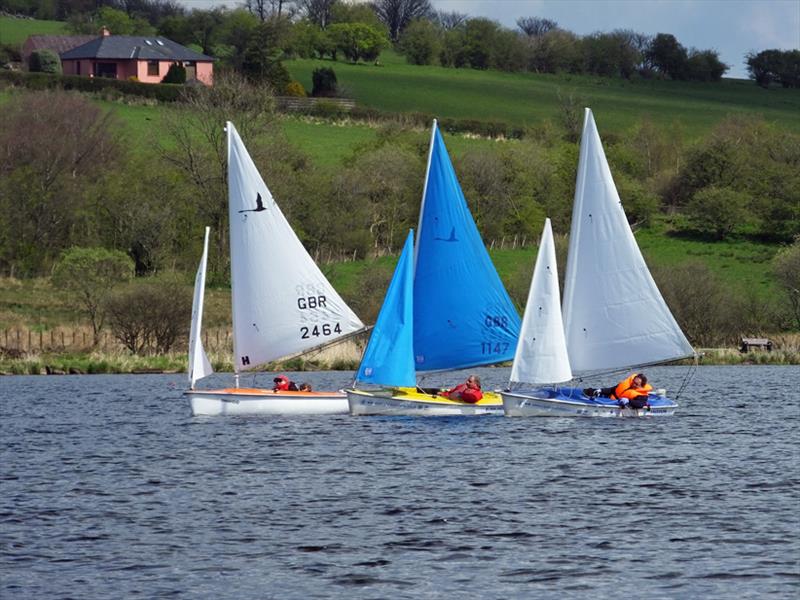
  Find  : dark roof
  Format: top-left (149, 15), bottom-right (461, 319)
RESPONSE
top-left (23, 35), bottom-right (96, 58)
top-left (60, 36), bottom-right (213, 62)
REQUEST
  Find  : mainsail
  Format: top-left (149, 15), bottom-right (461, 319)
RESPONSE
top-left (510, 219), bottom-right (572, 385)
top-left (355, 230), bottom-right (416, 387)
top-left (227, 122), bottom-right (365, 371)
top-left (561, 109), bottom-right (694, 375)
top-left (188, 226), bottom-right (213, 388)
top-left (412, 121), bottom-right (520, 372)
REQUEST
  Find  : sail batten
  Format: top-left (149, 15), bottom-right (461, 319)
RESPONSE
top-left (412, 122), bottom-right (520, 372)
top-left (562, 109), bottom-right (694, 375)
top-left (227, 122), bottom-right (364, 373)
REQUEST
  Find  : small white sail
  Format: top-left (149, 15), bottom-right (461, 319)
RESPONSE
top-left (561, 109), bottom-right (694, 375)
top-left (510, 219), bottom-right (572, 385)
top-left (188, 226), bottom-right (213, 388)
top-left (226, 122), bottom-right (365, 372)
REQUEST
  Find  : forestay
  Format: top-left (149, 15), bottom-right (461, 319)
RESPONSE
top-left (227, 122), bottom-right (364, 371)
top-left (510, 219), bottom-right (572, 385)
top-left (188, 226), bottom-right (213, 388)
top-left (355, 231), bottom-right (416, 388)
top-left (561, 109), bottom-right (694, 375)
top-left (412, 121), bottom-right (520, 372)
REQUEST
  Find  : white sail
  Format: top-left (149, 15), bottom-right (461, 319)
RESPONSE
top-left (227, 122), bottom-right (364, 372)
top-left (561, 109), bottom-right (694, 375)
top-left (188, 226), bottom-right (213, 388)
top-left (510, 219), bottom-right (572, 385)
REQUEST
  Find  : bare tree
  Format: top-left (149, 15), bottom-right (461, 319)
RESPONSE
top-left (432, 9), bottom-right (467, 30)
top-left (370, 0), bottom-right (432, 41)
top-left (516, 16), bottom-right (557, 37)
top-left (297, 0), bottom-right (336, 28)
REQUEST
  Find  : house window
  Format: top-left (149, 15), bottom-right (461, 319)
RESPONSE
top-left (95, 62), bottom-right (117, 78)
top-left (147, 61), bottom-right (159, 77)
top-left (75, 61), bottom-right (81, 75)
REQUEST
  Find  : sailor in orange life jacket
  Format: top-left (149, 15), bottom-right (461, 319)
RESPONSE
top-left (441, 375), bottom-right (483, 404)
top-left (273, 375), bottom-right (299, 392)
top-left (611, 373), bottom-right (652, 409)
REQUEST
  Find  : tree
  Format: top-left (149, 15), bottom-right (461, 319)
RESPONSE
top-left (462, 18), bottom-right (500, 69)
top-left (95, 6), bottom-right (155, 35)
top-left (432, 10), bottom-right (466, 30)
top-left (370, 0), bottom-right (431, 42)
top-left (52, 247), bottom-right (134, 346)
top-left (241, 20), bottom-right (292, 90)
top-left (646, 33), bottom-right (688, 79)
top-left (328, 22), bottom-right (388, 63)
top-left (106, 278), bottom-right (192, 354)
top-left (0, 91), bottom-right (119, 276)
top-left (772, 238), bottom-right (800, 329)
top-left (398, 18), bottom-right (439, 65)
top-left (297, 0), bottom-right (337, 28)
top-left (746, 49), bottom-right (800, 88)
top-left (161, 62), bottom-right (186, 83)
top-left (686, 48), bottom-right (727, 82)
top-left (311, 66), bottom-right (337, 96)
top-left (516, 16), bottom-right (557, 37)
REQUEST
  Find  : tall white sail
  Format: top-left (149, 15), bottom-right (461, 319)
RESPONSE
top-left (561, 109), bottom-right (694, 375)
top-left (188, 226), bottom-right (213, 388)
top-left (227, 122), bottom-right (364, 372)
top-left (510, 219), bottom-right (572, 385)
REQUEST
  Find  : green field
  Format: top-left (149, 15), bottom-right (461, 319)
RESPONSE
top-left (287, 51), bottom-right (800, 138)
top-left (0, 16), bottom-right (67, 45)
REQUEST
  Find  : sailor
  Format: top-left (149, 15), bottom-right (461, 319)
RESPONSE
top-left (441, 375), bottom-right (483, 404)
top-left (273, 375), bottom-right (299, 392)
top-left (611, 373), bottom-right (652, 409)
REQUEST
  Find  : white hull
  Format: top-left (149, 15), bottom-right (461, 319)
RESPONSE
top-left (186, 389), bottom-right (348, 416)
top-left (347, 389), bottom-right (503, 416)
top-left (501, 391), bottom-right (677, 418)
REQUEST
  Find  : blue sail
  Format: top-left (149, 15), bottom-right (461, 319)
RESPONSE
top-left (356, 230), bottom-right (416, 387)
top-left (413, 122), bottom-right (521, 372)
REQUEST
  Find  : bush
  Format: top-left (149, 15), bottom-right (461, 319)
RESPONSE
top-left (285, 80), bottom-right (307, 97)
top-left (312, 66), bottom-right (338, 97)
top-left (29, 49), bottom-right (62, 74)
top-left (683, 186), bottom-right (750, 240)
top-left (106, 280), bottom-right (192, 355)
top-left (162, 63), bottom-right (186, 84)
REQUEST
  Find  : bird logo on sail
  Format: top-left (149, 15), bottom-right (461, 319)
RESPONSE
top-left (239, 193), bottom-right (267, 220)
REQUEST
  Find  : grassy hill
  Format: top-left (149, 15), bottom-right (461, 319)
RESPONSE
top-left (287, 51), bottom-right (800, 139)
top-left (0, 16), bottom-right (67, 45)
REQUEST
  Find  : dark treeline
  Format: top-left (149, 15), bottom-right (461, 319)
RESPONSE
top-left (6, 0), bottom-right (798, 88)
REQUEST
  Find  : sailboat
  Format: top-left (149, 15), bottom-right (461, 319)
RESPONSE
top-left (501, 108), bottom-right (695, 417)
top-left (185, 122), bottom-right (365, 416)
top-left (347, 120), bottom-right (521, 416)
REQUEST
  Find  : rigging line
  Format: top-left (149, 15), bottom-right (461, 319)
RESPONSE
top-left (674, 356), bottom-right (700, 401)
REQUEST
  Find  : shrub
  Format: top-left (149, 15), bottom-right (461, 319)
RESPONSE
top-left (285, 80), bottom-right (307, 97)
top-left (312, 66), bottom-right (338, 97)
top-left (162, 63), bottom-right (186, 84)
top-left (29, 49), bottom-right (62, 74)
top-left (683, 186), bottom-right (750, 240)
top-left (106, 279), bottom-right (192, 355)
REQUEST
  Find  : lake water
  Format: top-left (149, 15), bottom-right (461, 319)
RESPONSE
top-left (2, 365), bottom-right (798, 599)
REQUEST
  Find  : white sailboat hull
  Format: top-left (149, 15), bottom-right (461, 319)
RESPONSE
top-left (185, 388), bottom-right (348, 416)
top-left (347, 388), bottom-right (503, 416)
top-left (501, 390), bottom-right (678, 418)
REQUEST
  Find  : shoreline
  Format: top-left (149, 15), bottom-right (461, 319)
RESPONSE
top-left (1, 348), bottom-right (797, 376)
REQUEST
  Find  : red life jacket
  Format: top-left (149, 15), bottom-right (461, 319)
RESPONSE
top-left (273, 375), bottom-right (289, 391)
top-left (442, 383), bottom-right (483, 404)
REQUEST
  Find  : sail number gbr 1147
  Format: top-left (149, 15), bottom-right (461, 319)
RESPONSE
top-left (297, 295), bottom-right (340, 339)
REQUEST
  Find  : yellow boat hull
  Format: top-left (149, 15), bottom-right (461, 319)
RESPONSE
top-left (347, 387), bottom-right (503, 416)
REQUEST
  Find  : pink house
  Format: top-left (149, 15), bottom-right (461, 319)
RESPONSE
top-left (58, 28), bottom-right (214, 85)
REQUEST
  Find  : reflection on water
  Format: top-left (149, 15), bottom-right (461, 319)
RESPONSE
top-left (1, 366), bottom-right (798, 599)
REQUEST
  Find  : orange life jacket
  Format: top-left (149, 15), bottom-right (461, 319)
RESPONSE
top-left (613, 374), bottom-right (653, 401)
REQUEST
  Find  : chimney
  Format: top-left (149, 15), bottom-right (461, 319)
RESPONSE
top-left (100, 27), bottom-right (111, 37)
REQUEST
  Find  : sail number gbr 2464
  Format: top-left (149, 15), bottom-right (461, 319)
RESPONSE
top-left (298, 295), bottom-right (341, 339)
